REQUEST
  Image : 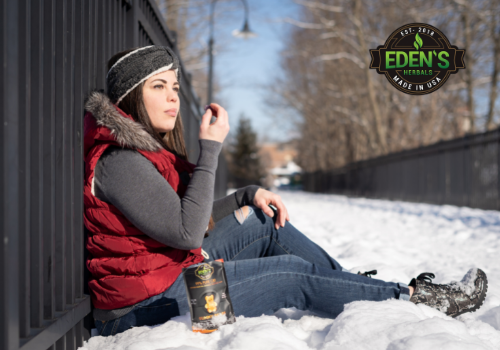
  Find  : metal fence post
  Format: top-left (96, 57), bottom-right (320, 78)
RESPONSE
top-left (1, 1), bottom-right (20, 349)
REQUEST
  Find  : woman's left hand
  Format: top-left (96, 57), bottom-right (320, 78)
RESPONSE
top-left (253, 189), bottom-right (290, 229)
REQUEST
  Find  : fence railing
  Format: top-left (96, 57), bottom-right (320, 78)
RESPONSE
top-left (303, 128), bottom-right (500, 211)
top-left (0, 1), bottom-right (226, 349)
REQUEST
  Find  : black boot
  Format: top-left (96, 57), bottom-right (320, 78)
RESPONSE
top-left (357, 270), bottom-right (377, 278)
top-left (409, 268), bottom-right (488, 318)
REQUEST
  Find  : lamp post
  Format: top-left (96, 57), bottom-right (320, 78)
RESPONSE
top-left (207, 0), bottom-right (256, 106)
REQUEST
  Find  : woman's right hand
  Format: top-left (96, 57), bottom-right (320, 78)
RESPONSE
top-left (199, 103), bottom-right (230, 143)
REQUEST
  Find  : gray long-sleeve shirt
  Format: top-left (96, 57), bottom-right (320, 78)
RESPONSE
top-left (92, 139), bottom-right (259, 320)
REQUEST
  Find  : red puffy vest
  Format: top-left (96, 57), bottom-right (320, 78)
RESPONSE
top-left (83, 92), bottom-right (204, 310)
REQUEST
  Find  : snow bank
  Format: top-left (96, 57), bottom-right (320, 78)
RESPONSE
top-left (479, 306), bottom-right (500, 331)
top-left (80, 191), bottom-right (500, 350)
top-left (323, 300), bottom-right (500, 349)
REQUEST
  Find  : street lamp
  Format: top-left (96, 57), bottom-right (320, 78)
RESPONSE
top-left (207, 0), bottom-right (256, 106)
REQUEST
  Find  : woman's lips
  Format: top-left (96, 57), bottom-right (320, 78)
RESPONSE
top-left (165, 109), bottom-right (177, 117)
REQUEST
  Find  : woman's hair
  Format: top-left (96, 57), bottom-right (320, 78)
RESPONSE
top-left (107, 48), bottom-right (188, 161)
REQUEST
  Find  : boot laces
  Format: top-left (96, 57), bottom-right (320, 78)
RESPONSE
top-left (416, 272), bottom-right (462, 293)
top-left (416, 272), bottom-right (435, 283)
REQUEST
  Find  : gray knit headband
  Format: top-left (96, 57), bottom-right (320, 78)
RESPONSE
top-left (106, 45), bottom-right (181, 105)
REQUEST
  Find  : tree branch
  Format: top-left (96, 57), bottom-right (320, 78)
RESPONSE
top-left (314, 52), bottom-right (366, 69)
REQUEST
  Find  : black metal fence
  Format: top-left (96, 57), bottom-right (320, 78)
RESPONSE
top-left (303, 129), bottom-right (500, 211)
top-left (1, 0), bottom-right (226, 349)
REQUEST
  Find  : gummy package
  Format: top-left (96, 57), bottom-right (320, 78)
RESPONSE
top-left (182, 259), bottom-right (236, 333)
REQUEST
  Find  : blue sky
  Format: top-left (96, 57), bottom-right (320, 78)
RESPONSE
top-left (209, 0), bottom-right (300, 142)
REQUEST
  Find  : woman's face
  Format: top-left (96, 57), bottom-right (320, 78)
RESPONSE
top-left (142, 70), bottom-right (180, 133)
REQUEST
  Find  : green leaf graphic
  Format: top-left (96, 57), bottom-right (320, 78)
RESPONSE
top-left (414, 32), bottom-right (423, 50)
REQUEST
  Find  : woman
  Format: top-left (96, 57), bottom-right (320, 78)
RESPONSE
top-left (84, 46), bottom-right (487, 337)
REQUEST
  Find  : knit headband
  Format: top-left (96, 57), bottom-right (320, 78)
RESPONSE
top-left (106, 45), bottom-right (181, 105)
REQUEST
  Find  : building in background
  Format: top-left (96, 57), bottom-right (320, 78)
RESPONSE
top-left (259, 141), bottom-right (302, 189)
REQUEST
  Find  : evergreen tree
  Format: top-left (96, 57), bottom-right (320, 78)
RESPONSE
top-left (228, 115), bottom-right (265, 187)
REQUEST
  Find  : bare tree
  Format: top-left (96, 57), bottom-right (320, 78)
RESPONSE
top-left (486, 0), bottom-right (500, 130)
top-left (352, 0), bottom-right (387, 154)
top-left (460, 3), bottom-right (476, 132)
top-left (267, 0), bottom-right (497, 172)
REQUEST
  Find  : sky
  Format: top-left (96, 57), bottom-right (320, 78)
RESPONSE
top-left (208, 0), bottom-right (300, 143)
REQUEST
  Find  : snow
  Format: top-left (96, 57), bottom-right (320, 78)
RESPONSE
top-left (192, 313), bottom-right (230, 332)
top-left (450, 268), bottom-right (479, 297)
top-left (80, 191), bottom-right (500, 350)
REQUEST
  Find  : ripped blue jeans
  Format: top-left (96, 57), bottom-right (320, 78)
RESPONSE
top-left (95, 206), bottom-right (410, 336)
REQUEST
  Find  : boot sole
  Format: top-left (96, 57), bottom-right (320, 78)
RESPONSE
top-left (452, 268), bottom-right (488, 318)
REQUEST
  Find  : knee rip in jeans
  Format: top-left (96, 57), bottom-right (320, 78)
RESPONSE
top-left (234, 205), bottom-right (254, 224)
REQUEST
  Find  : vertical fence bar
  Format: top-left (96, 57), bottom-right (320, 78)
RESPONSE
top-left (107, 0), bottom-right (112, 69)
top-left (464, 143), bottom-right (471, 207)
top-left (18, 0), bottom-right (31, 339)
top-left (85, 0), bottom-right (92, 94)
top-left (62, 0), bottom-right (72, 311)
top-left (115, 0), bottom-right (119, 53)
top-left (75, 320), bottom-right (84, 348)
top-left (1, 0), bottom-right (20, 349)
top-left (1, 8), bottom-right (4, 347)
top-left (113, 0), bottom-right (118, 54)
top-left (98, 0), bottom-right (105, 86)
top-left (65, 327), bottom-right (75, 350)
top-left (111, 0), bottom-right (115, 56)
top-left (444, 150), bottom-right (449, 204)
top-left (65, 0), bottom-right (76, 308)
top-left (30, 0), bottom-right (44, 330)
top-left (75, 0), bottom-right (88, 303)
top-left (54, 0), bottom-right (67, 313)
top-left (43, 0), bottom-right (56, 321)
top-left (92, 0), bottom-right (98, 88)
top-left (118, 0), bottom-right (123, 49)
top-left (122, 4), bottom-right (127, 48)
top-left (128, 0), bottom-right (138, 47)
top-left (55, 335), bottom-right (65, 350)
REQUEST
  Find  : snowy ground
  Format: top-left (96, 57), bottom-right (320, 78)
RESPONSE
top-left (81, 191), bottom-right (500, 350)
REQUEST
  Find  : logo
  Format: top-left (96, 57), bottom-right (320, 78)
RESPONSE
top-left (369, 23), bottom-right (465, 95)
top-left (195, 263), bottom-right (214, 280)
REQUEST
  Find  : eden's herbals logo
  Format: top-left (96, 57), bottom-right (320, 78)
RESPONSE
top-left (369, 23), bottom-right (465, 95)
top-left (195, 264), bottom-right (214, 280)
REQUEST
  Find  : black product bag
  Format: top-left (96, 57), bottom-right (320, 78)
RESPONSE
top-left (182, 259), bottom-right (236, 333)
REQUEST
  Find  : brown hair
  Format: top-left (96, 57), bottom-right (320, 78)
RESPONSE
top-left (107, 48), bottom-right (215, 232)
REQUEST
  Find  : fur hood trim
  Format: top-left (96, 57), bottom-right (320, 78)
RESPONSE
top-left (84, 91), bottom-right (162, 152)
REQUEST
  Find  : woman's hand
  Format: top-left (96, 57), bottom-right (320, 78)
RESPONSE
top-left (253, 189), bottom-right (290, 229)
top-left (199, 103), bottom-right (230, 143)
